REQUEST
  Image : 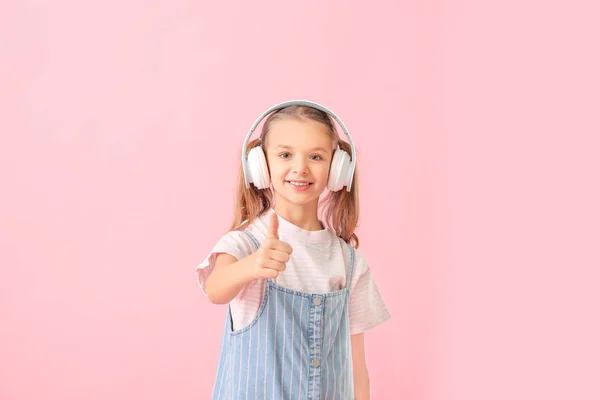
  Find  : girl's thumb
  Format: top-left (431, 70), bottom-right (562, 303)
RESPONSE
top-left (268, 212), bottom-right (279, 239)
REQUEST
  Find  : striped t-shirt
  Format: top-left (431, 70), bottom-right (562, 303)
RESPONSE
top-left (196, 208), bottom-right (391, 334)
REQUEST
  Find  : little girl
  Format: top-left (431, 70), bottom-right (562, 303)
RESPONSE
top-left (196, 100), bottom-right (391, 399)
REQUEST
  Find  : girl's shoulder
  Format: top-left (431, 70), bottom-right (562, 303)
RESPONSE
top-left (237, 213), bottom-right (270, 246)
top-left (218, 228), bottom-right (257, 249)
top-left (349, 244), bottom-right (369, 273)
top-left (313, 235), bottom-right (369, 279)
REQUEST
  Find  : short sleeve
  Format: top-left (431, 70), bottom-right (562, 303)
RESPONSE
top-left (348, 250), bottom-right (391, 335)
top-left (196, 230), bottom-right (256, 298)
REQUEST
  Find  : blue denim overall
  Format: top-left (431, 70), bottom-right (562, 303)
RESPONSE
top-left (211, 230), bottom-right (356, 400)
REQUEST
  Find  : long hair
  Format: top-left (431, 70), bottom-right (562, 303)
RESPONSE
top-left (228, 105), bottom-right (360, 248)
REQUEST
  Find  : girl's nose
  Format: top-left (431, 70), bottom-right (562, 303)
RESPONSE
top-left (293, 161), bottom-right (309, 175)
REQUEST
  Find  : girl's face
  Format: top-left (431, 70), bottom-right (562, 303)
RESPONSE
top-left (264, 118), bottom-right (335, 207)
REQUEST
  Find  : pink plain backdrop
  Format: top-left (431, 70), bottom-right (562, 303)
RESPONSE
top-left (1, 1), bottom-right (599, 399)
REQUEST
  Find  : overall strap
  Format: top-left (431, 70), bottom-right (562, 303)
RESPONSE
top-left (346, 243), bottom-right (355, 289)
top-left (239, 229), bottom-right (260, 250)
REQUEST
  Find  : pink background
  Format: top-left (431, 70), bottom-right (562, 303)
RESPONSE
top-left (2, 1), bottom-right (599, 399)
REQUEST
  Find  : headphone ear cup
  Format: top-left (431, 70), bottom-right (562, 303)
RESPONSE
top-left (327, 149), bottom-right (351, 192)
top-left (248, 147), bottom-right (271, 189)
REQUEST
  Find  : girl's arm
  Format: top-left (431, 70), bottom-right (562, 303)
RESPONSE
top-left (205, 253), bottom-right (256, 304)
top-left (352, 333), bottom-right (370, 399)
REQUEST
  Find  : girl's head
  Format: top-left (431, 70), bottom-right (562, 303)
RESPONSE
top-left (230, 104), bottom-right (360, 248)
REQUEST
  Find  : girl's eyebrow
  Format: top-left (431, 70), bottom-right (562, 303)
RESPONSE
top-left (275, 145), bottom-right (328, 153)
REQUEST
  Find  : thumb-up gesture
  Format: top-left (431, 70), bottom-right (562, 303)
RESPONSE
top-left (252, 212), bottom-right (293, 280)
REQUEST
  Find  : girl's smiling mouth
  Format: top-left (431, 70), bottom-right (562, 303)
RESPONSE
top-left (286, 180), bottom-right (313, 190)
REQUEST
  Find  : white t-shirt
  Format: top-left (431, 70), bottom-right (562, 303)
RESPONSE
top-left (196, 208), bottom-right (391, 334)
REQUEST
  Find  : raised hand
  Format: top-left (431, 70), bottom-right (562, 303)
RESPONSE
top-left (251, 212), bottom-right (293, 280)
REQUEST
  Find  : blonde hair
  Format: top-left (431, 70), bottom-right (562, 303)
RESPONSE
top-left (228, 105), bottom-right (360, 248)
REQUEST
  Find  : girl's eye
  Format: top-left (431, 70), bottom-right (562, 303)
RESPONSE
top-left (278, 152), bottom-right (323, 161)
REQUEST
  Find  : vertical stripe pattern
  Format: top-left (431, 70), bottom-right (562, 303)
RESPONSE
top-left (211, 230), bottom-right (355, 400)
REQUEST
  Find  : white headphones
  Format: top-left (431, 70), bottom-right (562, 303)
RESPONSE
top-left (242, 100), bottom-right (357, 192)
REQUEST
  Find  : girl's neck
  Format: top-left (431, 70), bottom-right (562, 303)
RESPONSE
top-left (273, 200), bottom-right (323, 231)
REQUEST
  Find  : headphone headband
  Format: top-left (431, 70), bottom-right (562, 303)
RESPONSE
top-left (242, 100), bottom-right (357, 191)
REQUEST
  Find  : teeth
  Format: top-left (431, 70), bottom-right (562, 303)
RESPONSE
top-left (289, 181), bottom-right (310, 186)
